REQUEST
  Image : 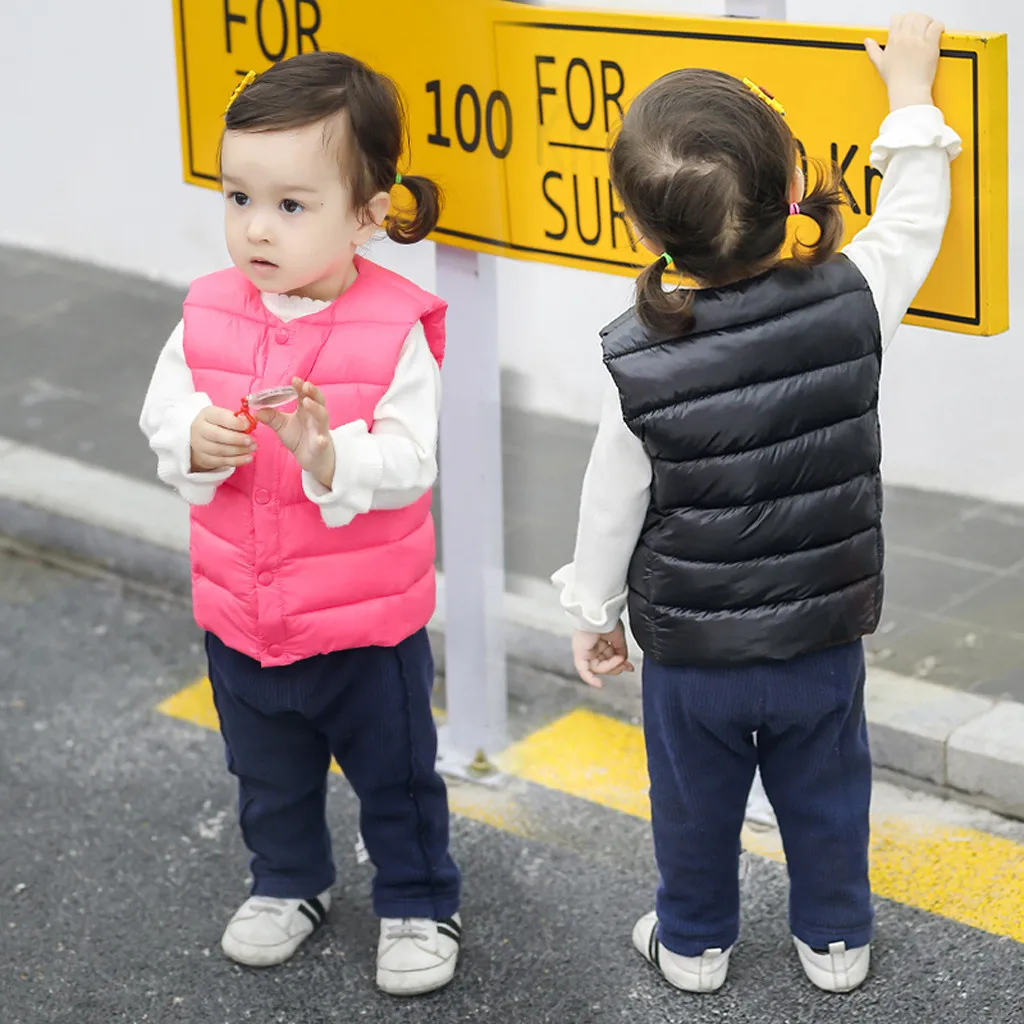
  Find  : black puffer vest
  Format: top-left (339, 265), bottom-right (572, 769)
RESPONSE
top-left (601, 256), bottom-right (884, 667)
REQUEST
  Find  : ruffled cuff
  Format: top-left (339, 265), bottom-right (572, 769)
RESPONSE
top-left (151, 392), bottom-right (233, 505)
top-left (550, 563), bottom-right (628, 635)
top-left (302, 420), bottom-right (385, 529)
top-left (870, 105), bottom-right (962, 172)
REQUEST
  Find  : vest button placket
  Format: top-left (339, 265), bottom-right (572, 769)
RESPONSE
top-left (181, 261), bottom-right (448, 665)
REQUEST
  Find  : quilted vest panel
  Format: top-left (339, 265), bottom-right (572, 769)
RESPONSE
top-left (183, 257), bottom-right (446, 666)
top-left (601, 256), bottom-right (883, 666)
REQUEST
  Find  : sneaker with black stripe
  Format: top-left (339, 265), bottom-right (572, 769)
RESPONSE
top-left (632, 911), bottom-right (732, 993)
top-left (376, 913), bottom-right (462, 996)
top-left (220, 890), bottom-right (331, 967)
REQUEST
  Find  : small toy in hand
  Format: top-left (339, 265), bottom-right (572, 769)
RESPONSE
top-left (236, 385), bottom-right (298, 433)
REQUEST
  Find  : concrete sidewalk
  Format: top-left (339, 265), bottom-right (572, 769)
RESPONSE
top-left (2, 242), bottom-right (1024, 817)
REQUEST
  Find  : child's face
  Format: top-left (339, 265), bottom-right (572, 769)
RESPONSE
top-left (221, 119), bottom-right (389, 301)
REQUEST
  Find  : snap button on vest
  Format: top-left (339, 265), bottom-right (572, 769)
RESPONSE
top-left (257, 572), bottom-right (273, 586)
top-left (254, 488), bottom-right (271, 505)
top-left (275, 328), bottom-right (289, 344)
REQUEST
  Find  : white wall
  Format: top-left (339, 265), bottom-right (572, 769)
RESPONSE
top-left (0, 0), bottom-right (1019, 503)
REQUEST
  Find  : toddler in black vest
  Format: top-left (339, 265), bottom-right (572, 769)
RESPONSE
top-left (554, 13), bottom-right (960, 995)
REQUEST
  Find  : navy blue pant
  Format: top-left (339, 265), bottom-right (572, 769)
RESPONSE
top-left (206, 628), bottom-right (460, 921)
top-left (643, 641), bottom-right (873, 957)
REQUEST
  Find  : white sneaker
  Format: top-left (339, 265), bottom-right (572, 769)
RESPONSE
top-left (376, 914), bottom-right (462, 996)
top-left (221, 891), bottom-right (331, 967)
top-left (793, 936), bottom-right (871, 992)
top-left (632, 912), bottom-right (732, 993)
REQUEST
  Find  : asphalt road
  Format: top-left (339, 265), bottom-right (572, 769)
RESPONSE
top-left (1, 542), bottom-right (1021, 1024)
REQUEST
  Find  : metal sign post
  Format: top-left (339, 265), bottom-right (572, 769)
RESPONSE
top-left (434, 244), bottom-right (508, 780)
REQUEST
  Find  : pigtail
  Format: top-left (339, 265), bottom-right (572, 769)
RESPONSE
top-left (635, 256), bottom-right (696, 335)
top-left (387, 175), bottom-right (444, 245)
top-left (341, 63), bottom-right (443, 244)
top-left (788, 158), bottom-right (847, 268)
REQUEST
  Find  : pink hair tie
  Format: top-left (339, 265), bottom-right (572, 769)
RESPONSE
top-left (789, 202), bottom-right (802, 216)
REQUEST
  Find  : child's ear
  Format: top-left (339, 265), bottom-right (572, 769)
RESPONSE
top-left (355, 191), bottom-right (391, 244)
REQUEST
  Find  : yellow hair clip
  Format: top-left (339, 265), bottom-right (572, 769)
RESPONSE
top-left (225, 70), bottom-right (257, 115)
top-left (742, 77), bottom-right (786, 117)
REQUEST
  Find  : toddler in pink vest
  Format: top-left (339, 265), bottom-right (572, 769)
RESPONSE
top-left (139, 52), bottom-right (460, 996)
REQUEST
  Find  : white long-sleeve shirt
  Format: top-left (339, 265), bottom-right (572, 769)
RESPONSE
top-left (553, 104), bottom-right (963, 634)
top-left (139, 290), bottom-right (441, 529)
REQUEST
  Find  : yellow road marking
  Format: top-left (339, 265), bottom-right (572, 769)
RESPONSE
top-left (157, 678), bottom-right (221, 732)
top-left (497, 705), bottom-right (650, 820)
top-left (159, 681), bottom-right (1024, 944)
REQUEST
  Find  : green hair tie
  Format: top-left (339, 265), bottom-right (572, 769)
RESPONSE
top-left (661, 252), bottom-right (674, 269)
top-left (394, 172), bottom-right (403, 185)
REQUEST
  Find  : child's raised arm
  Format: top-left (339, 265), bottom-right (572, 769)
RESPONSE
top-left (842, 13), bottom-right (962, 347)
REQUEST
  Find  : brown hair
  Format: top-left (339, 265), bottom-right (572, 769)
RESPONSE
top-left (224, 53), bottom-right (442, 244)
top-left (609, 69), bottom-right (845, 334)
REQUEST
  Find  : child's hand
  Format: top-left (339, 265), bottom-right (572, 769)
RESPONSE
top-left (189, 406), bottom-right (256, 472)
top-left (571, 623), bottom-right (635, 689)
top-left (865, 13), bottom-right (944, 112)
top-left (256, 378), bottom-right (336, 490)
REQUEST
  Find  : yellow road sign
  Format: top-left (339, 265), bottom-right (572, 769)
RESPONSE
top-left (173, 1), bottom-right (1008, 334)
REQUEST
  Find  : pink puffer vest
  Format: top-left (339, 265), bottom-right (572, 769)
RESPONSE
top-left (182, 257), bottom-right (446, 667)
